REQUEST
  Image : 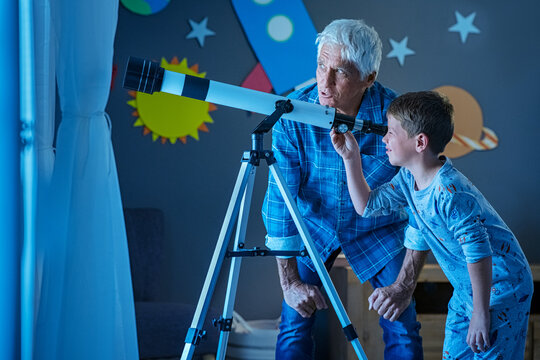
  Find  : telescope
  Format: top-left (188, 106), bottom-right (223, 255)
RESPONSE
top-left (123, 56), bottom-right (374, 360)
top-left (123, 57), bottom-right (387, 136)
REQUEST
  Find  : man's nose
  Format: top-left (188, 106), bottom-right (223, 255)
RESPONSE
top-left (319, 69), bottom-right (335, 87)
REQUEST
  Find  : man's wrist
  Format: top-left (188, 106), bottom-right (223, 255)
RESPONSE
top-left (277, 257), bottom-right (302, 291)
top-left (390, 281), bottom-right (415, 298)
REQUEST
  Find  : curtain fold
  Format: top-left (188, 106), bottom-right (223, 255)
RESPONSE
top-left (34, 0), bottom-right (138, 359)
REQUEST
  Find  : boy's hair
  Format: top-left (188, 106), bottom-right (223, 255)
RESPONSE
top-left (387, 91), bottom-right (454, 154)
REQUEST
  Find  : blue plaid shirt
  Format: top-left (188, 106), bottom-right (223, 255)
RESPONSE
top-left (262, 82), bottom-right (408, 282)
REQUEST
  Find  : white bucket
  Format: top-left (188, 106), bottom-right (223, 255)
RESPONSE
top-left (226, 312), bottom-right (279, 360)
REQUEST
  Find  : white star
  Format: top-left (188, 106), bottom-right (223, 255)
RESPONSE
top-left (186, 17), bottom-right (215, 47)
top-left (449, 11), bottom-right (480, 44)
top-left (386, 37), bottom-right (415, 66)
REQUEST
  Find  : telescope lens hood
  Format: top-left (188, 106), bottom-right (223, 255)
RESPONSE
top-left (123, 56), bottom-right (164, 94)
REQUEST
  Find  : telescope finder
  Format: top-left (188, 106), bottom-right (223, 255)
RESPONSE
top-left (123, 57), bottom-right (164, 94)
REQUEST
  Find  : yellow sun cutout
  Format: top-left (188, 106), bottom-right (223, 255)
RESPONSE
top-left (127, 56), bottom-right (217, 144)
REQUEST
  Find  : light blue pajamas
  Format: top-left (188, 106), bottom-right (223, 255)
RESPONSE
top-left (364, 157), bottom-right (533, 359)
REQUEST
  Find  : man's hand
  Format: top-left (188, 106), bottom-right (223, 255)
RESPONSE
top-left (368, 283), bottom-right (414, 322)
top-left (467, 310), bottom-right (491, 353)
top-left (283, 281), bottom-right (328, 318)
top-left (330, 129), bottom-right (360, 161)
top-left (276, 257), bottom-right (328, 318)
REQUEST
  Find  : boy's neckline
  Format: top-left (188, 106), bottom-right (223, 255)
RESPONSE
top-left (413, 156), bottom-right (447, 191)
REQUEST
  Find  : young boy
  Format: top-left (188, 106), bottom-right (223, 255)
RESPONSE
top-left (331, 91), bottom-right (533, 358)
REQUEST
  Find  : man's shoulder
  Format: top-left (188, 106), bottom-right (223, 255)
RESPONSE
top-left (287, 82), bottom-right (318, 102)
top-left (370, 81), bottom-right (398, 101)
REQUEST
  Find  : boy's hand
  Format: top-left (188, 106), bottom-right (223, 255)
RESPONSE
top-left (467, 310), bottom-right (491, 353)
top-left (330, 129), bottom-right (360, 161)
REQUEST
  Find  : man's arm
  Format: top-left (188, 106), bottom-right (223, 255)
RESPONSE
top-left (466, 256), bottom-right (492, 353)
top-left (330, 130), bottom-right (371, 214)
top-left (276, 257), bottom-right (328, 318)
top-left (368, 249), bottom-right (428, 321)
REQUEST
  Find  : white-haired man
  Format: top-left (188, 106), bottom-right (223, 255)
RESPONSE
top-left (262, 19), bottom-right (424, 359)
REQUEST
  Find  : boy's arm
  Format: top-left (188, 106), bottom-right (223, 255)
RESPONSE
top-left (466, 256), bottom-right (492, 353)
top-left (330, 130), bottom-right (372, 214)
top-left (368, 248), bottom-right (428, 321)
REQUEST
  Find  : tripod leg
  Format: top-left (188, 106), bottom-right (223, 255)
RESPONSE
top-left (269, 163), bottom-right (368, 360)
top-left (215, 165), bottom-right (257, 360)
top-left (181, 161), bottom-right (254, 360)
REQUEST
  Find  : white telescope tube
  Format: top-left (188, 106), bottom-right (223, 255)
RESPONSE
top-left (123, 57), bottom-right (387, 135)
top-left (161, 70), bottom-right (335, 129)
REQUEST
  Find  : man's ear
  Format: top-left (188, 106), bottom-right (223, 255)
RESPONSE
top-left (416, 133), bottom-right (429, 153)
top-left (365, 72), bottom-right (376, 86)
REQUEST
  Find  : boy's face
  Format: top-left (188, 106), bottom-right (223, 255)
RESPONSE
top-left (383, 115), bottom-right (417, 167)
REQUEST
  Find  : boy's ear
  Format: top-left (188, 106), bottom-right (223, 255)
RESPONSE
top-left (415, 133), bottom-right (429, 153)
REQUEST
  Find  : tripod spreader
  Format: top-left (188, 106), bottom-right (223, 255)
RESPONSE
top-left (226, 247), bottom-right (308, 258)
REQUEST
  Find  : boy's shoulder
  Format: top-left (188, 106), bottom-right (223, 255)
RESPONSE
top-left (435, 161), bottom-right (480, 205)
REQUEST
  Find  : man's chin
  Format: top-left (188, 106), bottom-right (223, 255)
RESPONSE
top-left (318, 96), bottom-right (334, 108)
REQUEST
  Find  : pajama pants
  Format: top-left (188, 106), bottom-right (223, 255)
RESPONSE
top-left (441, 294), bottom-right (531, 359)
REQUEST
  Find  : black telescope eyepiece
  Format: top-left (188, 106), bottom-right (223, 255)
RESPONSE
top-left (123, 57), bottom-right (164, 94)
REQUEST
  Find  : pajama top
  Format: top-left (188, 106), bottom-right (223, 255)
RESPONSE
top-left (364, 157), bottom-right (533, 310)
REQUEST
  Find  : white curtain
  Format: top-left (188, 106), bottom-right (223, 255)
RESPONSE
top-left (34, 0), bottom-right (139, 358)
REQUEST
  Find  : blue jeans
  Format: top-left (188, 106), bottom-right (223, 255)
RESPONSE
top-left (275, 248), bottom-right (423, 359)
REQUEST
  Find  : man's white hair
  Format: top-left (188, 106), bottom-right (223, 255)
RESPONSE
top-left (316, 19), bottom-right (382, 80)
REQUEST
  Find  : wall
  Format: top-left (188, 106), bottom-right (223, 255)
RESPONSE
top-left (108, 0), bottom-right (540, 323)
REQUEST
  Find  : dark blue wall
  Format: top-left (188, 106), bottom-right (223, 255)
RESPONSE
top-left (108, 0), bottom-right (540, 321)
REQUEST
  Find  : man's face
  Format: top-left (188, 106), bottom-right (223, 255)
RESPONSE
top-left (316, 44), bottom-right (374, 116)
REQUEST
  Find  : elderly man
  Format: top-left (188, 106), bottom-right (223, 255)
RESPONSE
top-left (262, 19), bottom-right (423, 359)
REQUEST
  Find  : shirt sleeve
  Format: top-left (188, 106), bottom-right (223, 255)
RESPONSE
top-left (441, 191), bottom-right (493, 263)
top-left (363, 172), bottom-right (408, 218)
top-left (261, 118), bottom-right (303, 254)
top-left (361, 152), bottom-right (399, 190)
top-left (403, 225), bottom-right (431, 251)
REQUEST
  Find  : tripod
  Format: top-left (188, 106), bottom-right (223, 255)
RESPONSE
top-left (180, 100), bottom-right (368, 360)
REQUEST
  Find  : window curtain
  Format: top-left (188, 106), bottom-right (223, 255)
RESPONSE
top-left (33, 0), bottom-right (138, 358)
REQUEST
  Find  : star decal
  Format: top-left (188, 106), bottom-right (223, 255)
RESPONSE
top-left (386, 37), bottom-right (415, 66)
top-left (186, 17), bottom-right (215, 47)
top-left (448, 11), bottom-right (480, 43)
